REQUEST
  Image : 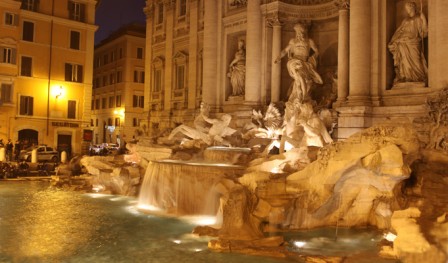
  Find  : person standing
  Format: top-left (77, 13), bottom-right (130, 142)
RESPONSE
top-left (6, 139), bottom-right (13, 162)
top-left (14, 140), bottom-right (21, 161)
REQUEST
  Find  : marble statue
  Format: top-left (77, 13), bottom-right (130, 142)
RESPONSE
top-left (227, 39), bottom-right (246, 97)
top-left (168, 104), bottom-right (236, 146)
top-left (274, 23), bottom-right (323, 103)
top-left (297, 102), bottom-right (333, 147)
top-left (388, 1), bottom-right (428, 84)
top-left (168, 102), bottom-right (211, 144)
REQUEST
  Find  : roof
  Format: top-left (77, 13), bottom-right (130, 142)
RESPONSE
top-left (95, 22), bottom-right (146, 49)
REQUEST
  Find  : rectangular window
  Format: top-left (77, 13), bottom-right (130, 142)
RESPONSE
top-left (65, 63), bottom-right (83, 83)
top-left (1, 48), bottom-right (16, 64)
top-left (139, 95), bottom-right (144, 108)
top-left (4, 13), bottom-right (18, 26)
top-left (154, 69), bottom-right (162, 92)
top-left (91, 99), bottom-right (94, 110)
top-left (95, 119), bottom-right (98, 127)
top-left (19, 95), bottom-right (33, 116)
top-left (110, 51), bottom-right (115, 62)
top-left (133, 95), bottom-right (144, 108)
top-left (157, 3), bottom-right (164, 24)
top-left (115, 118), bottom-right (120, 127)
top-left (179, 0), bottom-right (187, 17)
top-left (103, 54), bottom-right (108, 65)
top-left (22, 21), bottom-right (34, 42)
top-left (110, 73), bottom-right (115, 85)
top-left (102, 75), bottom-right (108, 86)
top-left (107, 118), bottom-right (112, 126)
top-left (95, 98), bottom-right (100, 109)
top-left (137, 47), bottom-right (143, 59)
top-left (0, 84), bottom-right (12, 103)
top-left (67, 100), bottom-right (76, 119)
top-left (109, 96), bottom-right (114, 108)
top-left (21, 0), bottom-right (38, 11)
top-left (116, 71), bottom-right (122, 83)
top-left (119, 48), bottom-right (123, 59)
top-left (116, 95), bottom-right (121, 107)
top-left (70, 31), bottom-right (80, 50)
top-left (134, 70), bottom-right (145, 83)
top-left (176, 65), bottom-right (185, 90)
top-left (101, 98), bottom-right (106, 109)
top-left (21, 56), bottom-right (32, 76)
top-left (68, 1), bottom-right (85, 22)
top-left (133, 118), bottom-right (139, 127)
top-left (90, 119), bottom-right (93, 126)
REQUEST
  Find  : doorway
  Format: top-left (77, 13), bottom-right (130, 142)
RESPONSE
top-left (57, 134), bottom-right (72, 159)
top-left (18, 129), bottom-right (38, 149)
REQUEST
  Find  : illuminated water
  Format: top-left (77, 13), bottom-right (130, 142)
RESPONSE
top-left (0, 181), bottom-right (396, 263)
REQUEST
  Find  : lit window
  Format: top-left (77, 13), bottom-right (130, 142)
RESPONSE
top-left (0, 84), bottom-right (12, 103)
top-left (4, 12), bottom-right (17, 26)
top-left (68, 1), bottom-right (86, 22)
top-left (1, 48), bottom-right (16, 64)
top-left (65, 63), bottom-right (83, 83)
top-left (137, 47), bottom-right (143, 59)
top-left (19, 95), bottom-right (33, 116)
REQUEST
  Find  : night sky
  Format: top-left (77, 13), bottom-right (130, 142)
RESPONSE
top-left (95, 0), bottom-right (146, 44)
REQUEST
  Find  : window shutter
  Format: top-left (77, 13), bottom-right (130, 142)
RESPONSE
top-left (77, 65), bottom-right (83, 82)
top-left (80, 4), bottom-right (86, 22)
top-left (13, 14), bottom-right (18, 26)
top-left (68, 100), bottom-right (76, 119)
top-left (133, 95), bottom-right (138, 107)
top-left (65, 63), bottom-right (72, 81)
top-left (20, 96), bottom-right (26, 115)
top-left (11, 49), bottom-right (16, 64)
top-left (29, 97), bottom-right (34, 115)
top-left (0, 47), bottom-right (4, 63)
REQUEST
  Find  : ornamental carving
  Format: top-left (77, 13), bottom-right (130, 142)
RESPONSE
top-left (263, 0), bottom-right (333, 5)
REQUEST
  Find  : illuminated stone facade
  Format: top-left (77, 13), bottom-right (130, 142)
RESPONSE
top-left (91, 23), bottom-right (146, 145)
top-left (143, 0), bottom-right (448, 139)
top-left (0, 0), bottom-right (97, 156)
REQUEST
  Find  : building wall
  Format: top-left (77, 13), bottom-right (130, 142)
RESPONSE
top-left (91, 24), bottom-right (146, 146)
top-left (0, 0), bottom-right (97, 157)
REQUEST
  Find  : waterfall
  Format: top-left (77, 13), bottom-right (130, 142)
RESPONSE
top-left (138, 160), bottom-right (245, 217)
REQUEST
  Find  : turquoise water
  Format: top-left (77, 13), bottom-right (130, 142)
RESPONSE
top-left (0, 181), bottom-right (396, 263)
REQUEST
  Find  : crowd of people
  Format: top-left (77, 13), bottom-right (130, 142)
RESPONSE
top-left (0, 139), bottom-right (36, 162)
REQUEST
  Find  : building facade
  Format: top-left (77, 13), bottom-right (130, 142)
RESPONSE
top-left (144, 0), bottom-right (448, 139)
top-left (91, 23), bottom-right (146, 145)
top-left (0, 0), bottom-right (97, 156)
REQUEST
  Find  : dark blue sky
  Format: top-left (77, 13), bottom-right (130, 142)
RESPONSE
top-left (95, 0), bottom-right (146, 44)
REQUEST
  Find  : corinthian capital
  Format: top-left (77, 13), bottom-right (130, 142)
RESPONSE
top-left (334, 0), bottom-right (349, 10)
top-left (164, 0), bottom-right (175, 10)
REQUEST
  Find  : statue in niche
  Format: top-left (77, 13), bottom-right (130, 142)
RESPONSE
top-left (274, 23), bottom-right (323, 103)
top-left (227, 39), bottom-right (246, 97)
top-left (297, 102), bottom-right (333, 147)
top-left (388, 1), bottom-right (428, 85)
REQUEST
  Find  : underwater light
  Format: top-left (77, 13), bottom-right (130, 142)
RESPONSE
top-left (383, 232), bottom-right (397, 242)
top-left (294, 241), bottom-right (306, 248)
top-left (173, 240), bottom-right (182, 244)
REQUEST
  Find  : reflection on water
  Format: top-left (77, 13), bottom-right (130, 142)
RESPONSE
top-left (0, 181), bottom-right (396, 263)
top-left (0, 182), bottom-right (285, 263)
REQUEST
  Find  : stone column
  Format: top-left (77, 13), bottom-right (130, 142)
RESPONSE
top-left (163, 1), bottom-right (175, 111)
top-left (434, 0), bottom-right (448, 89)
top-left (202, 0), bottom-right (218, 106)
top-left (143, 3), bottom-right (154, 115)
top-left (336, 1), bottom-right (349, 105)
top-left (245, 0), bottom-right (262, 104)
top-left (270, 18), bottom-right (282, 103)
top-left (187, 0), bottom-right (199, 109)
top-left (348, 0), bottom-right (371, 105)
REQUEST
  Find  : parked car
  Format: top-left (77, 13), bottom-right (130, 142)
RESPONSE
top-left (19, 145), bottom-right (59, 163)
top-left (89, 144), bottom-right (103, 155)
top-left (105, 143), bottom-right (119, 153)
